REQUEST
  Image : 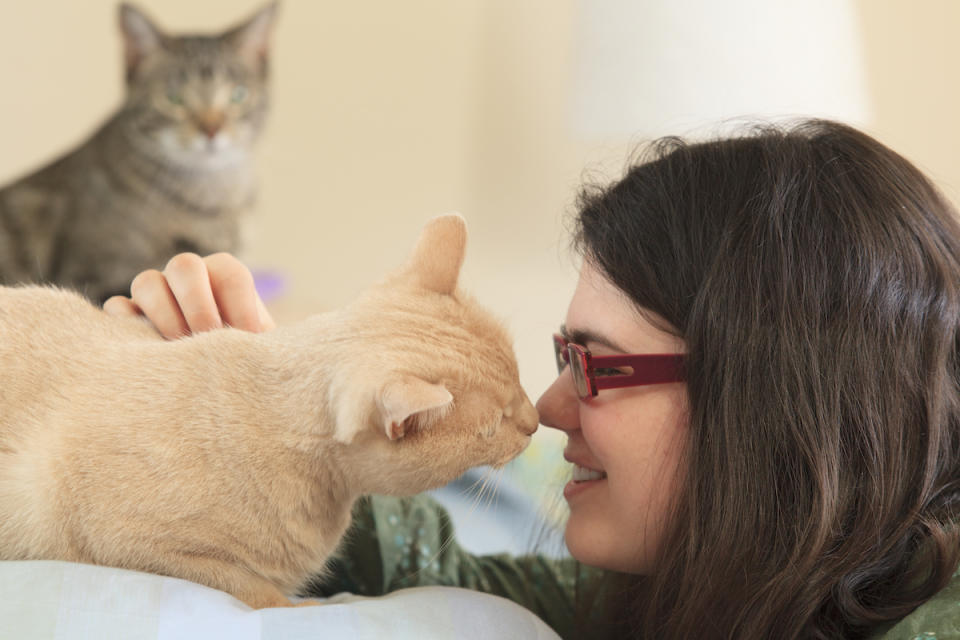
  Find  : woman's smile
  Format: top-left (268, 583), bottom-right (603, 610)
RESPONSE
top-left (564, 455), bottom-right (609, 499)
top-left (537, 262), bottom-right (689, 574)
top-left (571, 463), bottom-right (607, 483)
top-left (564, 474), bottom-right (608, 500)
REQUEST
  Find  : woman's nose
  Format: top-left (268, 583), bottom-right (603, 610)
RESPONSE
top-left (535, 369), bottom-right (580, 433)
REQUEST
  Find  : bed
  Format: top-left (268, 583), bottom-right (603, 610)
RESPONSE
top-left (0, 560), bottom-right (560, 639)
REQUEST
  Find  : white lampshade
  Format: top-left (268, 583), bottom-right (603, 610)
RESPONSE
top-left (571, 0), bottom-right (872, 138)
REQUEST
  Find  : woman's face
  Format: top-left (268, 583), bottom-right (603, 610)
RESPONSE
top-left (536, 261), bottom-right (688, 574)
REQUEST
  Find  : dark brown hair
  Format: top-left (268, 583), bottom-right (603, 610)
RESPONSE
top-left (573, 120), bottom-right (960, 638)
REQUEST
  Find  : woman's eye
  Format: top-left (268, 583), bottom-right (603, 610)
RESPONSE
top-left (231, 85), bottom-right (248, 103)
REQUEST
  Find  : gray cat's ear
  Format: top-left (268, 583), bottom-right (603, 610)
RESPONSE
top-left (402, 214), bottom-right (467, 295)
top-left (118, 4), bottom-right (164, 82)
top-left (226, 2), bottom-right (279, 70)
top-left (377, 377), bottom-right (453, 441)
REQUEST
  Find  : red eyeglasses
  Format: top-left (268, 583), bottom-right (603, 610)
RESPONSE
top-left (553, 333), bottom-right (686, 399)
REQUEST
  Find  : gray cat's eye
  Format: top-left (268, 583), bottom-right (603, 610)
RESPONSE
top-left (166, 90), bottom-right (183, 105)
top-left (231, 86), bottom-right (248, 103)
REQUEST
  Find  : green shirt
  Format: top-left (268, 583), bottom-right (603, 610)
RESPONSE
top-left (307, 494), bottom-right (595, 638)
top-left (869, 571), bottom-right (960, 639)
top-left (308, 494), bottom-right (960, 640)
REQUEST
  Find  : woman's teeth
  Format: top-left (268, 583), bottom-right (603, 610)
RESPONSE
top-left (572, 464), bottom-right (607, 483)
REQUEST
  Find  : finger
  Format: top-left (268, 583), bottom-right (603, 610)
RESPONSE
top-left (162, 253), bottom-right (224, 334)
top-left (102, 295), bottom-right (143, 319)
top-left (203, 253), bottom-right (263, 332)
top-left (129, 269), bottom-right (190, 339)
top-left (255, 295), bottom-right (276, 332)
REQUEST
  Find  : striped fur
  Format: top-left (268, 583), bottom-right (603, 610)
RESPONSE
top-left (0, 3), bottom-right (276, 303)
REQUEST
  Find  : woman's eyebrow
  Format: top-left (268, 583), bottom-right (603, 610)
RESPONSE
top-left (560, 324), bottom-right (628, 353)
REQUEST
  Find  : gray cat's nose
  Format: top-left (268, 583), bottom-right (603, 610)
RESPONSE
top-left (195, 109), bottom-right (226, 139)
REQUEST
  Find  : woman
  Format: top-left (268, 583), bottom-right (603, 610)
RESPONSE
top-left (105, 120), bottom-right (960, 638)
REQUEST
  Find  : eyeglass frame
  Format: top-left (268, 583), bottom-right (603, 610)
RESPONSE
top-left (553, 333), bottom-right (686, 399)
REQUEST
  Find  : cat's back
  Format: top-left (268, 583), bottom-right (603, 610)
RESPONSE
top-left (0, 285), bottom-right (128, 560)
top-left (2, 284), bottom-right (113, 331)
top-left (0, 285), bottom-right (158, 369)
top-left (0, 285), bottom-right (158, 475)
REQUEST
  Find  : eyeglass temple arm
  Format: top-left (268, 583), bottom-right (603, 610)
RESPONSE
top-left (589, 354), bottom-right (686, 389)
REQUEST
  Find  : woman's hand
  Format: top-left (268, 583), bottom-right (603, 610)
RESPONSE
top-left (103, 253), bottom-right (276, 339)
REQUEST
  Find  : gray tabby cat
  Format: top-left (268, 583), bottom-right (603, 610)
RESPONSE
top-left (0, 3), bottom-right (276, 303)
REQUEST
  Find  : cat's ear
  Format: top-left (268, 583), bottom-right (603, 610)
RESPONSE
top-left (402, 214), bottom-right (467, 295)
top-left (226, 2), bottom-right (279, 71)
top-left (377, 377), bottom-right (453, 441)
top-left (118, 4), bottom-right (164, 82)
top-left (332, 376), bottom-right (453, 444)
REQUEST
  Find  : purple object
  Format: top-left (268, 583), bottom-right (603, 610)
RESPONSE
top-left (252, 269), bottom-right (287, 303)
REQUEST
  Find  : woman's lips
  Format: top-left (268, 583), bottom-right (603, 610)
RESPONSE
top-left (572, 464), bottom-right (607, 482)
top-left (564, 462), bottom-right (608, 501)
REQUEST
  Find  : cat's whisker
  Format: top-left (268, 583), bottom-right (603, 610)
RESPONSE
top-left (476, 470), bottom-right (493, 512)
top-left (405, 468), bottom-right (514, 583)
top-left (401, 474), bottom-right (502, 583)
top-left (399, 526), bottom-right (459, 583)
top-left (476, 467), bottom-right (504, 518)
top-left (0, 210), bottom-right (534, 609)
top-left (471, 474), bottom-right (490, 513)
top-left (492, 468), bottom-right (505, 512)
top-left (485, 468), bottom-right (505, 515)
top-left (465, 469), bottom-right (495, 517)
top-left (456, 475), bottom-right (484, 511)
top-left (460, 472), bottom-right (489, 500)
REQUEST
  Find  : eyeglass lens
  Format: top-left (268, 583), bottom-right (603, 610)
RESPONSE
top-left (554, 337), bottom-right (592, 398)
top-left (567, 346), bottom-right (591, 397)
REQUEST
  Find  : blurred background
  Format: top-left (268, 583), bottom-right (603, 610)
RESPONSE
top-left (1, 0), bottom-right (957, 555)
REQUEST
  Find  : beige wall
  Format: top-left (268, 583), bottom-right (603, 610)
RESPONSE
top-left (1, 0), bottom-right (957, 418)
top-left (857, 0), bottom-right (960, 204)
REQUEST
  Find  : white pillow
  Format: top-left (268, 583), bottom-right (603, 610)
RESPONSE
top-left (0, 560), bottom-right (561, 640)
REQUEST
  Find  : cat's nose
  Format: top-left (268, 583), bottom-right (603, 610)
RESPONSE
top-left (519, 402), bottom-right (538, 436)
top-left (512, 393), bottom-right (539, 436)
top-left (195, 109), bottom-right (226, 139)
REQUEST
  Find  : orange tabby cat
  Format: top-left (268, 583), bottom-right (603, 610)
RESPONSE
top-left (0, 214), bottom-right (538, 609)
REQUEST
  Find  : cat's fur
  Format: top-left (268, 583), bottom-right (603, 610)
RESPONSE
top-left (0, 3), bottom-right (276, 304)
top-left (0, 214), bottom-right (539, 609)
